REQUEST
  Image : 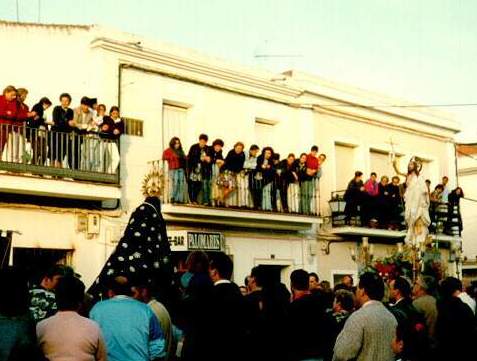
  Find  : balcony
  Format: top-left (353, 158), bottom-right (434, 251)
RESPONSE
top-left (0, 124), bottom-right (121, 201)
top-left (328, 190), bottom-right (462, 244)
top-left (157, 160), bottom-right (322, 231)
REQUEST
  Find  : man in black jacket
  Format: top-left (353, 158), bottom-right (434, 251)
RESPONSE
top-left (187, 134), bottom-right (212, 205)
top-left (207, 253), bottom-right (249, 361)
top-left (389, 276), bottom-right (429, 361)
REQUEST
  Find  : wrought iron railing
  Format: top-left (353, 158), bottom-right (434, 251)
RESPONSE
top-left (0, 123), bottom-right (120, 184)
top-left (159, 160), bottom-right (321, 216)
top-left (328, 191), bottom-right (462, 236)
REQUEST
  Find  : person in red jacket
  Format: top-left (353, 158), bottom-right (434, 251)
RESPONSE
top-left (13, 88), bottom-right (36, 163)
top-left (0, 85), bottom-right (19, 158)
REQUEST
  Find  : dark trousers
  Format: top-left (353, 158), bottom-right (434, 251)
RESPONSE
top-left (280, 181), bottom-right (289, 212)
top-left (188, 180), bottom-right (202, 203)
top-left (249, 173), bottom-right (263, 209)
top-left (67, 134), bottom-right (81, 170)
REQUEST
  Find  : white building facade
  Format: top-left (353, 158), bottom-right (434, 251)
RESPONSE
top-left (0, 21), bottom-right (462, 287)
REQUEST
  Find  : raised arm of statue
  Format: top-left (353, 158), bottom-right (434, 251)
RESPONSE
top-left (392, 159), bottom-right (406, 177)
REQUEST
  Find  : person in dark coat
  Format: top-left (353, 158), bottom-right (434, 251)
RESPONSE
top-left (387, 176), bottom-right (404, 229)
top-left (288, 269), bottom-right (327, 361)
top-left (435, 277), bottom-right (477, 361)
top-left (27, 97), bottom-right (52, 165)
top-left (245, 265), bottom-right (291, 361)
top-left (88, 166), bottom-right (172, 301)
top-left (376, 176), bottom-right (390, 227)
top-left (187, 134), bottom-right (212, 205)
top-left (446, 187), bottom-right (464, 236)
top-left (50, 93), bottom-right (74, 168)
top-left (256, 147), bottom-right (276, 211)
top-left (206, 253), bottom-right (249, 361)
top-left (344, 171), bottom-right (365, 225)
top-left (278, 153), bottom-right (297, 212)
top-left (389, 277), bottom-right (429, 361)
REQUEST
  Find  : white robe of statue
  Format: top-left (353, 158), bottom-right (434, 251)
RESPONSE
top-left (404, 172), bottom-right (431, 245)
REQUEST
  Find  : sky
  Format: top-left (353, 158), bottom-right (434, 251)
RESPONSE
top-left (1, 0), bottom-right (477, 140)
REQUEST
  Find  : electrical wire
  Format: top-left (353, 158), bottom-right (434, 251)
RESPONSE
top-left (314, 103), bottom-right (477, 109)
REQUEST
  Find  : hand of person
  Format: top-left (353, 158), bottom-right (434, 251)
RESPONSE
top-left (360, 186), bottom-right (365, 191)
top-left (102, 124), bottom-right (109, 131)
top-left (113, 129), bottom-right (120, 135)
top-left (204, 156), bottom-right (211, 163)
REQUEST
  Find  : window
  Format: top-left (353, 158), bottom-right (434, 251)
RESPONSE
top-left (254, 118), bottom-right (278, 150)
top-left (123, 117), bottom-right (144, 137)
top-left (162, 104), bottom-right (188, 150)
top-left (335, 143), bottom-right (355, 190)
top-left (369, 149), bottom-right (401, 180)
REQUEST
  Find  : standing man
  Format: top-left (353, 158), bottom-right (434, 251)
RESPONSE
top-left (309, 272), bottom-right (320, 291)
top-left (90, 276), bottom-right (165, 361)
top-left (288, 269), bottom-right (326, 361)
top-left (344, 171), bottom-right (365, 225)
top-left (187, 134), bottom-right (212, 205)
top-left (333, 272), bottom-right (397, 361)
top-left (29, 265), bottom-right (68, 323)
top-left (435, 277), bottom-right (476, 361)
top-left (37, 276), bottom-right (107, 361)
top-left (207, 253), bottom-right (248, 361)
top-left (133, 280), bottom-right (175, 361)
top-left (412, 275), bottom-right (438, 351)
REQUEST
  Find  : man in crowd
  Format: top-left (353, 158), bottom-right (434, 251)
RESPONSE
top-left (30, 265), bottom-right (68, 323)
top-left (288, 269), bottom-right (326, 361)
top-left (362, 172), bottom-right (379, 226)
top-left (389, 276), bottom-right (428, 361)
top-left (187, 134), bottom-right (212, 204)
top-left (435, 277), bottom-right (476, 361)
top-left (412, 276), bottom-right (438, 350)
top-left (333, 272), bottom-right (396, 361)
top-left (90, 276), bottom-right (165, 361)
top-left (132, 280), bottom-right (175, 361)
top-left (309, 272), bottom-right (320, 291)
top-left (323, 289), bottom-right (355, 361)
top-left (441, 176), bottom-right (449, 202)
top-left (207, 253), bottom-right (248, 361)
top-left (37, 276), bottom-right (107, 361)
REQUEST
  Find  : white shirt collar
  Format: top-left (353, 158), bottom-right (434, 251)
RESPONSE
top-left (214, 279), bottom-right (232, 286)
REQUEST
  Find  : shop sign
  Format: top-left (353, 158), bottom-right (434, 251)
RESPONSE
top-left (168, 230), bottom-right (223, 252)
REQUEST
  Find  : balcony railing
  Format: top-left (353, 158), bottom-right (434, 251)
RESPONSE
top-left (159, 160), bottom-right (321, 216)
top-left (0, 123), bottom-right (119, 184)
top-left (328, 191), bottom-right (462, 237)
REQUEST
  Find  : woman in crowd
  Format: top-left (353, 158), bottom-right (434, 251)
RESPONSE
top-left (297, 153), bottom-right (309, 214)
top-left (100, 106), bottom-right (124, 173)
top-left (0, 86), bottom-right (19, 159)
top-left (344, 171), bottom-right (365, 225)
top-left (50, 93), bottom-right (74, 168)
top-left (223, 142), bottom-right (245, 207)
top-left (278, 153), bottom-right (298, 213)
top-left (387, 176), bottom-right (403, 230)
top-left (256, 147), bottom-right (275, 211)
top-left (241, 144), bottom-right (259, 208)
top-left (210, 139), bottom-right (225, 206)
top-left (163, 136), bottom-right (187, 203)
top-left (8, 88), bottom-right (33, 163)
top-left (28, 97), bottom-right (52, 166)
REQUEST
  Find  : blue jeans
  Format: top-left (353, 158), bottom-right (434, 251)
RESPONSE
top-left (170, 169), bottom-right (186, 203)
top-left (201, 178), bottom-right (211, 205)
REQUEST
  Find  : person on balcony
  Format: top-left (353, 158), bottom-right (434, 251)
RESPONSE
top-left (297, 153), bottom-right (309, 214)
top-left (163, 136), bottom-right (187, 204)
top-left (441, 176), bottom-right (450, 203)
top-left (28, 97), bottom-right (52, 166)
top-left (362, 172), bottom-right (379, 227)
top-left (376, 175), bottom-right (390, 228)
top-left (387, 176), bottom-right (403, 230)
top-left (0, 86), bottom-right (19, 161)
top-left (244, 144), bottom-right (260, 209)
top-left (344, 171), bottom-right (365, 225)
top-left (100, 106), bottom-right (124, 173)
top-left (256, 147), bottom-right (276, 211)
top-left (209, 139), bottom-right (225, 206)
top-left (51, 93), bottom-right (74, 168)
top-left (301, 145), bottom-right (320, 215)
top-left (71, 96), bottom-right (94, 170)
top-left (223, 142), bottom-right (245, 208)
top-left (187, 134), bottom-right (212, 205)
top-left (278, 153), bottom-right (297, 213)
top-left (11, 88), bottom-right (35, 164)
top-left (446, 187), bottom-right (464, 236)
top-left (429, 184), bottom-right (444, 231)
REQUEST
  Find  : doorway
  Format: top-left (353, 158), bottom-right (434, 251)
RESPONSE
top-left (12, 247), bottom-right (73, 285)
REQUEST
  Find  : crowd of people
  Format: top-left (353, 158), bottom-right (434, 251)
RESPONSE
top-left (163, 134), bottom-right (327, 215)
top-left (2, 257), bottom-right (477, 361)
top-left (0, 85), bottom-right (124, 173)
top-left (343, 171), bottom-right (464, 235)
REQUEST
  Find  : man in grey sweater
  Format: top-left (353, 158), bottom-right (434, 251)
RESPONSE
top-left (333, 272), bottom-right (397, 361)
